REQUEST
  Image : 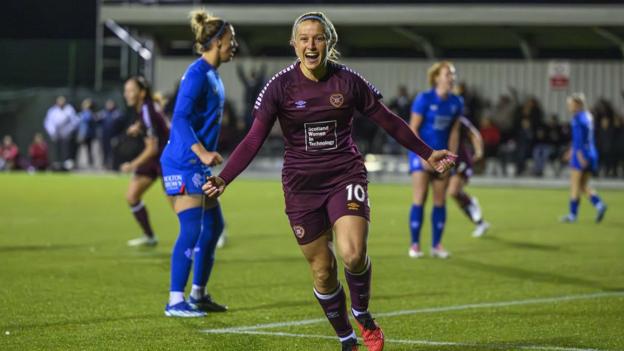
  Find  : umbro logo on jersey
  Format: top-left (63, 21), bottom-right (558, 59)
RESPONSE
top-left (329, 93), bottom-right (344, 108)
top-left (295, 100), bottom-right (307, 109)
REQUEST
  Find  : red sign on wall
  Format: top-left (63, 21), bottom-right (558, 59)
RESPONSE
top-left (548, 61), bottom-right (571, 90)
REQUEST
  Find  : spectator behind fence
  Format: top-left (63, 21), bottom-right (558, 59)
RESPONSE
top-left (546, 115), bottom-right (565, 176)
top-left (614, 115), bottom-right (624, 177)
top-left (517, 97), bottom-right (544, 131)
top-left (28, 133), bottom-right (49, 171)
top-left (77, 98), bottom-right (97, 168)
top-left (0, 135), bottom-right (20, 171)
top-left (388, 85), bottom-right (412, 122)
top-left (97, 99), bottom-right (124, 170)
top-left (44, 96), bottom-right (79, 170)
top-left (236, 63), bottom-right (266, 129)
top-left (455, 81), bottom-right (483, 127)
top-left (479, 116), bottom-right (501, 175)
top-left (217, 99), bottom-right (244, 154)
top-left (492, 93), bottom-right (517, 140)
top-left (515, 118), bottom-right (533, 176)
top-left (595, 115), bottom-right (615, 177)
top-left (385, 85), bottom-right (413, 153)
top-left (532, 120), bottom-right (551, 177)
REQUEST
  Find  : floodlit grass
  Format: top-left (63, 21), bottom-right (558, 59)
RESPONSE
top-left (0, 173), bottom-right (622, 350)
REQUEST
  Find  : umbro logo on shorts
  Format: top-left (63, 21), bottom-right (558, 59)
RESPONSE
top-left (347, 202), bottom-right (360, 211)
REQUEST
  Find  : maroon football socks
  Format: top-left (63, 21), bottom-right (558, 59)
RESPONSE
top-left (130, 201), bottom-right (154, 238)
top-left (345, 256), bottom-right (372, 314)
top-left (314, 284), bottom-right (354, 339)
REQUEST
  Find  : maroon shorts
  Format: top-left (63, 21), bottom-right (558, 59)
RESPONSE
top-left (284, 181), bottom-right (370, 245)
top-left (135, 159), bottom-right (161, 179)
top-left (452, 157), bottom-right (474, 181)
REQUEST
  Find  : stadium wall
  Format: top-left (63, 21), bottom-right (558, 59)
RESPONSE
top-left (155, 57), bottom-right (624, 120)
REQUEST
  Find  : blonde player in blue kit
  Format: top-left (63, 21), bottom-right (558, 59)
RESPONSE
top-left (160, 9), bottom-right (237, 317)
top-left (407, 61), bottom-right (462, 259)
top-left (560, 93), bottom-right (607, 223)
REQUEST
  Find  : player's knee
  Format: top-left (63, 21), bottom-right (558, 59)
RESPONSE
top-left (311, 264), bottom-right (334, 288)
top-left (126, 191), bottom-right (139, 205)
top-left (342, 250), bottom-right (366, 273)
top-left (447, 187), bottom-right (459, 199)
top-left (412, 190), bottom-right (426, 203)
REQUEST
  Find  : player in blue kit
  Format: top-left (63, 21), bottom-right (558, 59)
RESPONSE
top-left (160, 9), bottom-right (237, 317)
top-left (408, 61), bottom-right (462, 259)
top-left (561, 93), bottom-right (607, 223)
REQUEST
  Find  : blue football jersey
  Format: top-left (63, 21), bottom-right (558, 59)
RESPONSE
top-left (161, 58), bottom-right (225, 168)
top-left (411, 89), bottom-right (463, 150)
top-left (571, 110), bottom-right (597, 160)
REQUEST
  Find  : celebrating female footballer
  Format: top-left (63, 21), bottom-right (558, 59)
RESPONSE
top-left (203, 12), bottom-right (455, 350)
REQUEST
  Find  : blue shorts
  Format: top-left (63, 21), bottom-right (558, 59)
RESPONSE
top-left (408, 151), bottom-right (426, 173)
top-left (161, 162), bottom-right (212, 196)
top-left (570, 154), bottom-right (598, 175)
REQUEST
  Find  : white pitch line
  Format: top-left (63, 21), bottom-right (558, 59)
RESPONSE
top-left (207, 329), bottom-right (608, 351)
top-left (203, 291), bottom-right (624, 333)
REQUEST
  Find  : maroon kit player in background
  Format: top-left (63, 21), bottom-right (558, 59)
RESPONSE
top-left (120, 76), bottom-right (170, 247)
top-left (446, 116), bottom-right (491, 237)
top-left (203, 12), bottom-right (456, 351)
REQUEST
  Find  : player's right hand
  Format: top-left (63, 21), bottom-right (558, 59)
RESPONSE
top-left (203, 176), bottom-right (226, 198)
top-left (199, 151), bottom-right (223, 166)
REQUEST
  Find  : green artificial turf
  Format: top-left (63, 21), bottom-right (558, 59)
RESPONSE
top-left (0, 173), bottom-right (622, 350)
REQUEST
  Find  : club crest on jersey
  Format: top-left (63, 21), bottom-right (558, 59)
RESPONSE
top-left (295, 100), bottom-right (307, 109)
top-left (293, 225), bottom-right (306, 239)
top-left (329, 93), bottom-right (344, 108)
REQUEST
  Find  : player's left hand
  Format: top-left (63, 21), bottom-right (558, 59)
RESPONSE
top-left (120, 162), bottom-right (134, 173)
top-left (203, 176), bottom-right (226, 198)
top-left (427, 150), bottom-right (457, 173)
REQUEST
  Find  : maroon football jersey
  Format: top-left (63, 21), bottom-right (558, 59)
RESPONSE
top-left (140, 103), bottom-right (170, 156)
top-left (253, 61), bottom-right (383, 193)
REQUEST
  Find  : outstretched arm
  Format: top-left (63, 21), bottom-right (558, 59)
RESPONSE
top-left (368, 102), bottom-right (456, 172)
top-left (220, 117), bottom-right (273, 184)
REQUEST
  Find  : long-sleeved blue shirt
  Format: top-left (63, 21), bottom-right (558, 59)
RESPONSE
top-left (161, 58), bottom-right (225, 168)
top-left (571, 110), bottom-right (597, 160)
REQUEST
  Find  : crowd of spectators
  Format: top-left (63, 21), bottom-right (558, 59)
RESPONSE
top-left (2, 80), bottom-right (623, 179)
